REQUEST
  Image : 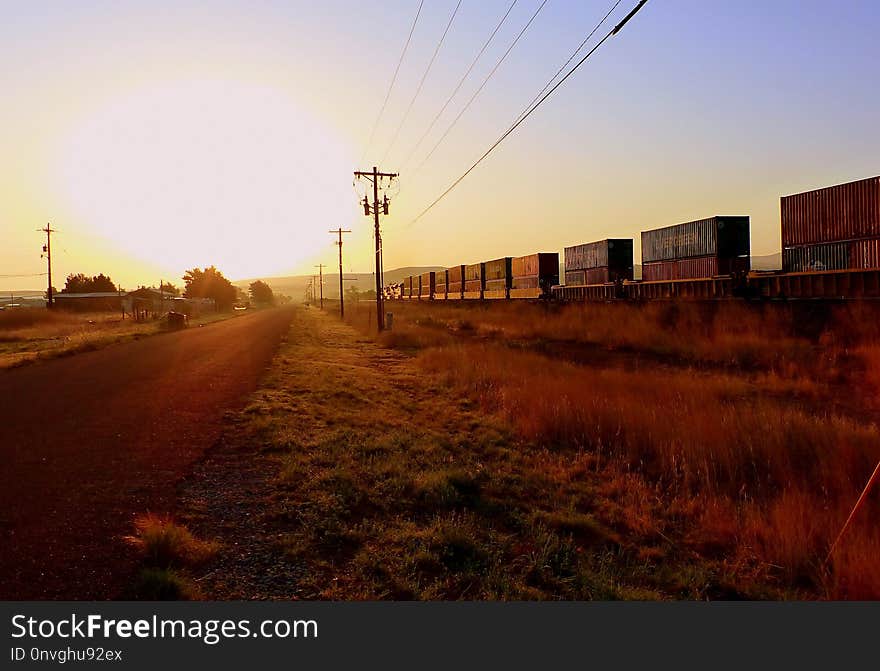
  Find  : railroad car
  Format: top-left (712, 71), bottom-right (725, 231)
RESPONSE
top-left (381, 175), bottom-right (880, 304)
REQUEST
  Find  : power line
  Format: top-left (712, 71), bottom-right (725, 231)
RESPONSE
top-left (411, 0), bottom-right (549, 178)
top-left (359, 0), bottom-right (425, 165)
top-left (408, 0), bottom-right (649, 227)
top-left (509, 0), bottom-right (624, 130)
top-left (0, 273), bottom-right (48, 278)
top-left (380, 0), bottom-right (464, 165)
top-left (399, 0), bottom-right (520, 172)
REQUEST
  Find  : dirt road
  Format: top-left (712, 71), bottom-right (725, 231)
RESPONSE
top-left (0, 307), bottom-right (294, 599)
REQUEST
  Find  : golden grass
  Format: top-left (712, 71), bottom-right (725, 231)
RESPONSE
top-left (341, 299), bottom-right (880, 598)
top-left (0, 308), bottom-right (244, 368)
top-left (128, 514), bottom-right (219, 568)
top-left (125, 514), bottom-right (219, 600)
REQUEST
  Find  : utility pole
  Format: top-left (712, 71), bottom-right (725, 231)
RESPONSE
top-left (38, 224), bottom-right (56, 308)
top-left (329, 228), bottom-right (352, 319)
top-left (353, 166), bottom-right (398, 331)
top-left (314, 264), bottom-right (326, 310)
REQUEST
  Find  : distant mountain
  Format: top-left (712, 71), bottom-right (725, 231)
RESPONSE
top-left (750, 253), bottom-right (782, 271)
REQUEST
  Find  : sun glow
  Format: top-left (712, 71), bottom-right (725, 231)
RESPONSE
top-left (53, 79), bottom-right (356, 281)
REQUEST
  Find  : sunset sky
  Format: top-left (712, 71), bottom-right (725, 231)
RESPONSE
top-left (2, 0), bottom-right (879, 292)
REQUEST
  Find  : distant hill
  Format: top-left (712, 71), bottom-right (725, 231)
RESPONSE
top-left (750, 253), bottom-right (782, 271)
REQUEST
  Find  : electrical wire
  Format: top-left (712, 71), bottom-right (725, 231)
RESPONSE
top-left (408, 0), bottom-right (648, 227)
top-left (0, 273), bottom-right (48, 278)
top-left (380, 0), bottom-right (464, 165)
top-left (359, 0), bottom-right (425, 165)
top-left (399, 0), bottom-right (520, 172)
top-left (509, 0), bottom-right (623, 131)
top-left (411, 0), bottom-right (549, 178)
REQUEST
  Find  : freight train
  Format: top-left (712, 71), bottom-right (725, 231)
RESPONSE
top-left (384, 175), bottom-right (880, 302)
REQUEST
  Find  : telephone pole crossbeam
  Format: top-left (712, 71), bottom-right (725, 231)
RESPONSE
top-left (353, 166), bottom-right (398, 331)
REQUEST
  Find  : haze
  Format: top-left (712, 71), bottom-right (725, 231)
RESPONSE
top-left (2, 0), bottom-right (879, 291)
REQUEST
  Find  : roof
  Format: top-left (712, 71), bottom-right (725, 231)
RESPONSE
top-left (54, 292), bottom-right (121, 299)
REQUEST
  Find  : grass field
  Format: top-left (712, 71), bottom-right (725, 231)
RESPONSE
top-left (344, 298), bottom-right (880, 598)
top-left (175, 299), bottom-right (880, 599)
top-left (0, 307), bottom-right (241, 369)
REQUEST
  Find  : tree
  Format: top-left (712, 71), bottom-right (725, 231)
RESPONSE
top-left (182, 266), bottom-right (237, 310)
top-left (62, 273), bottom-right (117, 293)
top-left (249, 280), bottom-right (275, 305)
top-left (158, 281), bottom-right (180, 296)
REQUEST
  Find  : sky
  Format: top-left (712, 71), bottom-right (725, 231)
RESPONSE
top-left (2, 0), bottom-right (879, 292)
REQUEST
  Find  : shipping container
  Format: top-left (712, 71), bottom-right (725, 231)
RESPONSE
top-left (446, 265), bottom-right (465, 298)
top-left (512, 253), bottom-right (557, 278)
top-left (850, 237), bottom-right (880, 270)
top-left (642, 256), bottom-right (719, 282)
top-left (448, 265), bottom-right (465, 284)
top-left (418, 271), bottom-right (435, 299)
top-left (485, 278), bottom-right (509, 293)
top-left (510, 275), bottom-right (541, 290)
top-left (510, 252), bottom-right (559, 294)
top-left (434, 269), bottom-right (448, 299)
top-left (784, 236), bottom-right (880, 273)
top-left (642, 216), bottom-right (750, 274)
top-left (564, 266), bottom-right (630, 286)
top-left (484, 257), bottom-right (512, 281)
top-left (405, 276), bottom-right (415, 298)
top-left (781, 176), bottom-right (880, 247)
top-left (465, 262), bottom-right (484, 282)
top-left (565, 239), bottom-right (633, 275)
top-left (565, 270), bottom-right (586, 286)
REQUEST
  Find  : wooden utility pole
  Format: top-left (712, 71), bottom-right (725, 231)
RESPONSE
top-left (314, 264), bottom-right (326, 309)
top-left (329, 228), bottom-right (352, 318)
top-left (353, 166), bottom-right (397, 331)
top-left (38, 224), bottom-right (56, 307)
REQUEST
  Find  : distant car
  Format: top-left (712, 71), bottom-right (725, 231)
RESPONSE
top-left (233, 305), bottom-right (248, 311)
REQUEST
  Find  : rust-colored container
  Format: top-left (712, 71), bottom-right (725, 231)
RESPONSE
top-left (512, 253), bottom-right (557, 278)
top-left (641, 216), bottom-right (750, 265)
top-left (850, 237), bottom-right (880, 269)
top-left (565, 239), bottom-right (633, 277)
top-left (434, 269), bottom-right (448, 299)
top-left (511, 252), bottom-right (559, 294)
top-left (565, 270), bottom-right (586, 286)
top-left (448, 265), bottom-right (465, 284)
top-left (783, 243), bottom-right (848, 273)
top-left (511, 275), bottom-right (541, 289)
top-left (584, 267), bottom-right (614, 285)
top-left (485, 278), bottom-right (509, 292)
top-left (465, 262), bottom-right (484, 282)
top-left (418, 271), bottom-right (435, 299)
top-left (445, 265), bottom-right (464, 298)
top-left (642, 256), bottom-right (719, 281)
top-left (781, 176), bottom-right (880, 247)
top-left (484, 257), bottom-right (512, 281)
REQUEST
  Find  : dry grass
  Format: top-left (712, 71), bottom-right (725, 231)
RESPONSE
top-left (340, 299), bottom-right (880, 599)
top-left (0, 308), bottom-right (243, 368)
top-left (128, 514), bottom-right (219, 568)
top-left (126, 514), bottom-right (219, 600)
top-left (186, 307), bottom-right (736, 600)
